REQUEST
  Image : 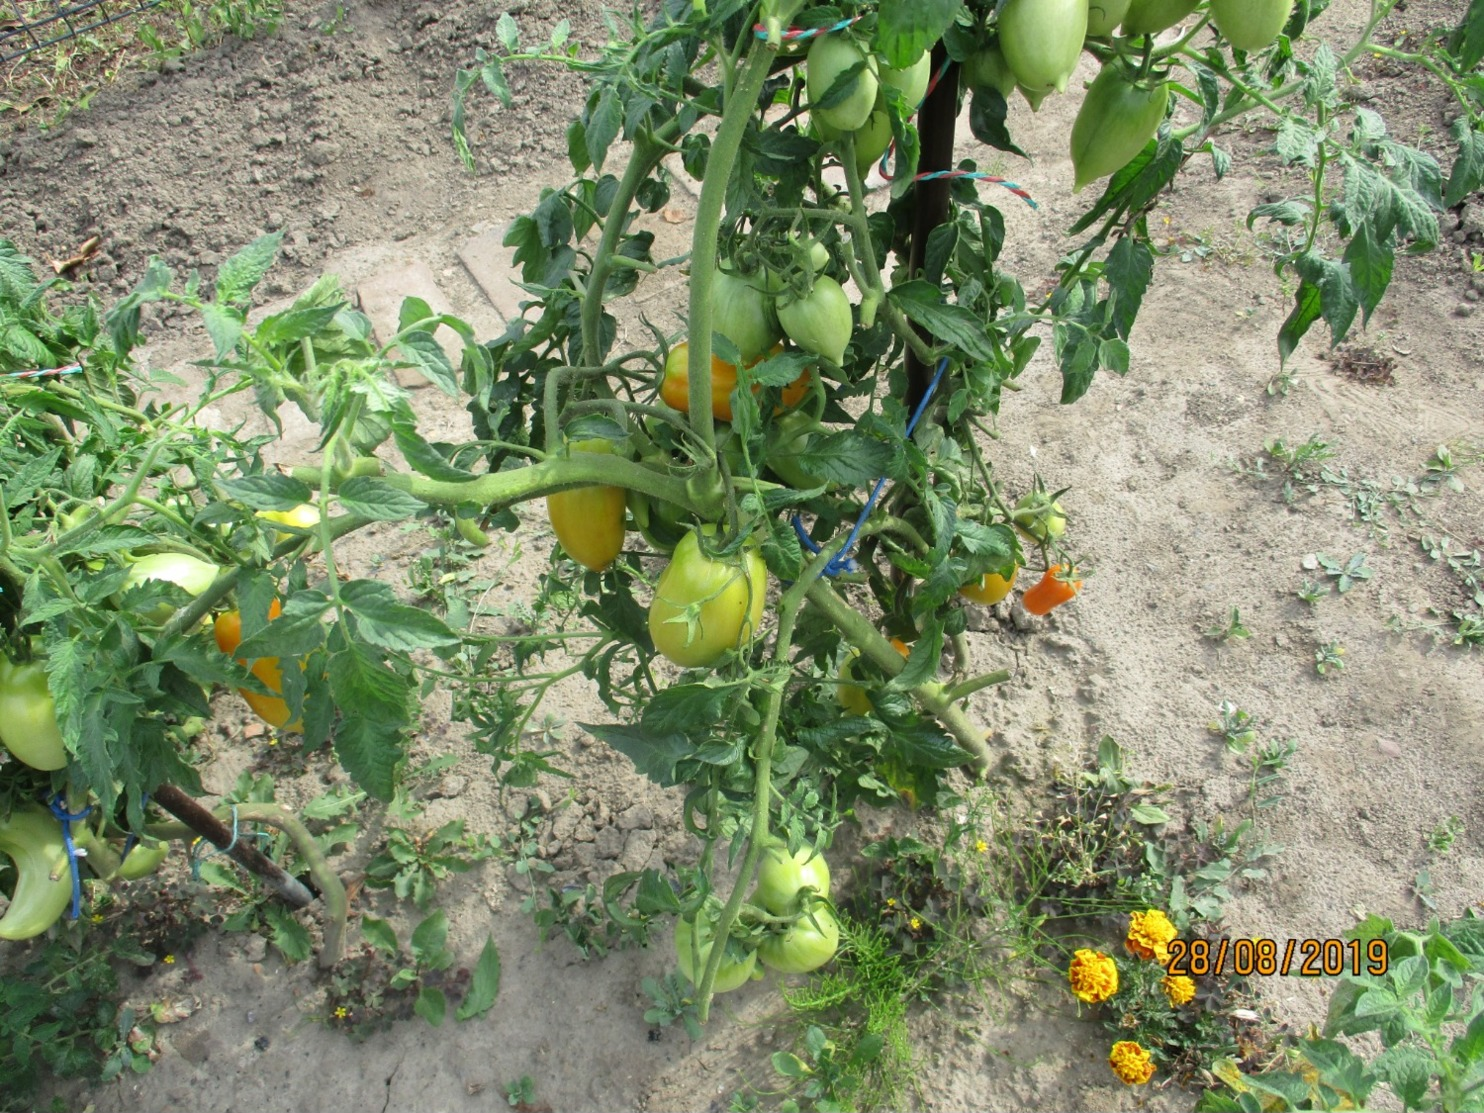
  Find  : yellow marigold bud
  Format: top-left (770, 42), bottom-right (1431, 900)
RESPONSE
top-left (1125, 909), bottom-right (1178, 965)
top-left (1162, 973), bottom-right (1196, 1006)
top-left (1109, 1040), bottom-right (1156, 1085)
top-left (1067, 948), bottom-right (1119, 1003)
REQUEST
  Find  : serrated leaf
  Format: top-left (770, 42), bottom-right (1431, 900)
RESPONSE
top-left (585, 87), bottom-right (623, 172)
top-left (200, 303), bottom-right (244, 359)
top-left (1444, 119), bottom-right (1484, 208)
top-left (263, 905), bottom-right (312, 963)
top-left (888, 280), bottom-right (996, 363)
top-left (340, 580), bottom-right (460, 650)
top-left (215, 232), bottom-right (283, 309)
top-left (580, 722), bottom-right (690, 786)
top-left (392, 330), bottom-right (457, 395)
top-left (1130, 804), bottom-right (1171, 825)
top-left (456, 935), bottom-right (501, 1021)
top-left (335, 477), bottom-right (426, 522)
top-left (328, 642), bottom-right (410, 800)
top-left (796, 430), bottom-right (902, 487)
top-left (220, 474), bottom-right (313, 511)
top-left (875, 0), bottom-right (960, 68)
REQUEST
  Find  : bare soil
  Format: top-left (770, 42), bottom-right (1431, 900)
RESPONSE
top-left (2, 1), bottom-right (1481, 1110)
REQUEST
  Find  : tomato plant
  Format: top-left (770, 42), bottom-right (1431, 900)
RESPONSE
top-left (0, 0), bottom-right (1477, 1069)
top-left (675, 905), bottom-right (758, 993)
top-left (0, 658), bottom-right (68, 771)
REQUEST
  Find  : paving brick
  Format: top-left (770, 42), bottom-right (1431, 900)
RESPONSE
top-left (456, 226), bottom-right (527, 323)
top-left (355, 258), bottom-right (462, 389)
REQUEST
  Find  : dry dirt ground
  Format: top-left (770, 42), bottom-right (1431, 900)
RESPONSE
top-left (2, 0), bottom-right (1482, 1110)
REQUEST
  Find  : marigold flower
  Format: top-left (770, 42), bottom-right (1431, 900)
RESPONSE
top-left (1067, 948), bottom-right (1119, 1003)
top-left (1109, 1040), bottom-right (1156, 1085)
top-left (1161, 974), bottom-right (1196, 1007)
top-left (1125, 909), bottom-right (1178, 965)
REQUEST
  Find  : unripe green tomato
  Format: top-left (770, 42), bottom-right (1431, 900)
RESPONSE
top-left (675, 914), bottom-right (757, 993)
top-left (852, 102), bottom-right (893, 177)
top-left (807, 35), bottom-right (879, 132)
top-left (766, 412), bottom-right (827, 490)
top-left (117, 839), bottom-right (170, 880)
top-left (0, 658), bottom-right (67, 770)
top-left (648, 528), bottom-right (767, 668)
top-left (964, 45), bottom-right (1017, 98)
top-left (711, 269), bottom-right (782, 365)
top-left (257, 502), bottom-right (320, 544)
top-left (877, 52), bottom-right (932, 109)
top-left (753, 842), bottom-right (832, 915)
top-left (1086, 0), bottom-right (1132, 36)
top-left (1210, 0), bottom-right (1294, 52)
top-left (121, 552), bottom-right (220, 624)
top-left (998, 0), bottom-right (1088, 95)
top-left (776, 276), bottom-right (852, 367)
top-left (1121, 0), bottom-right (1200, 36)
top-left (1069, 63), bottom-right (1170, 192)
top-left (0, 805), bottom-right (74, 941)
top-left (1012, 492), bottom-right (1068, 542)
top-left (758, 907), bottom-right (841, 974)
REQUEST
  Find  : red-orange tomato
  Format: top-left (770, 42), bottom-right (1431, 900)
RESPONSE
top-left (662, 343), bottom-right (807, 421)
top-left (1021, 566), bottom-right (1082, 616)
top-left (213, 600), bottom-right (304, 731)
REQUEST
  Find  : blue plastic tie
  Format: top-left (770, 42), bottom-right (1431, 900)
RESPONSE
top-left (48, 794), bottom-right (94, 921)
top-left (792, 355), bottom-right (950, 577)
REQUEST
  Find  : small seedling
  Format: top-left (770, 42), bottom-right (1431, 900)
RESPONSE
top-left (1296, 579), bottom-right (1326, 606)
top-left (505, 1075), bottom-right (538, 1108)
top-left (1425, 815), bottom-right (1464, 855)
top-left (1314, 641), bottom-right (1346, 675)
top-left (642, 972), bottom-right (703, 1040)
top-left (1302, 552), bottom-right (1371, 595)
top-left (1204, 607), bottom-right (1252, 642)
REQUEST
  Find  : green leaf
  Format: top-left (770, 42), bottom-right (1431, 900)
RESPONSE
top-left (392, 420), bottom-right (476, 482)
top-left (1104, 236), bottom-right (1154, 341)
top-left (886, 719), bottom-right (965, 770)
top-left (200, 303), bottom-right (244, 359)
top-left (1372, 1046), bottom-right (1435, 1109)
top-left (580, 722), bottom-right (691, 787)
top-left (263, 905), bottom-right (313, 963)
top-left (456, 935), bottom-right (502, 1021)
top-left (888, 280), bottom-right (996, 363)
top-left (1067, 134), bottom-right (1184, 236)
top-left (328, 641), bottom-right (410, 800)
top-left (335, 477), bottom-right (427, 522)
top-left (967, 87), bottom-right (1027, 159)
top-left (254, 304), bottom-right (344, 349)
top-left (234, 594), bottom-right (331, 659)
top-left (1444, 118), bottom-right (1484, 208)
top-left (585, 87), bottom-right (623, 173)
top-left (772, 1052), bottom-right (810, 1079)
top-left (641, 683), bottom-right (737, 739)
top-left (1278, 278), bottom-right (1323, 366)
top-left (1342, 221), bottom-right (1393, 326)
top-left (1451, 1008), bottom-right (1484, 1066)
top-left (410, 910), bottom-right (449, 962)
top-left (393, 330), bottom-right (457, 395)
top-left (1299, 1038), bottom-right (1375, 1105)
top-left (796, 430), bottom-right (902, 487)
top-left (1130, 804), bottom-right (1171, 825)
top-left (414, 986), bottom-right (447, 1027)
top-left (215, 232), bottom-right (283, 309)
top-left (1453, 0), bottom-right (1484, 69)
top-left (1294, 251), bottom-right (1358, 345)
top-left (220, 474), bottom-right (313, 511)
top-left (340, 580), bottom-right (461, 651)
top-left (875, 0), bottom-right (961, 68)
top-left (496, 12), bottom-right (519, 50)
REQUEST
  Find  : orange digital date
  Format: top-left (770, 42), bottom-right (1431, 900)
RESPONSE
top-left (1166, 937), bottom-right (1390, 977)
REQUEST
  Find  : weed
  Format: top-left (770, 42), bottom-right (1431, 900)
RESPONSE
top-left (642, 971), bottom-right (703, 1039)
top-left (505, 1075), bottom-right (538, 1108)
top-left (1205, 607), bottom-right (1253, 642)
top-left (363, 818), bottom-right (498, 911)
top-left (1301, 552), bottom-right (1371, 595)
top-left (1313, 641), bottom-right (1346, 675)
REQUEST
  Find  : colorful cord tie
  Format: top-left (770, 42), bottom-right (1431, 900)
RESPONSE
top-left (3, 362), bottom-right (83, 380)
top-left (752, 15), bottom-right (861, 43)
top-left (792, 354), bottom-right (950, 577)
top-left (48, 793), bottom-right (95, 921)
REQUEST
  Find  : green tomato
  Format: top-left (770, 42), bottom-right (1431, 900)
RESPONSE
top-left (1210, 0), bottom-right (1294, 52)
top-left (675, 913), bottom-right (757, 993)
top-left (1121, 0), bottom-right (1201, 36)
top-left (711, 269), bottom-right (782, 365)
top-left (877, 52), bottom-right (932, 109)
top-left (753, 843), bottom-right (832, 915)
top-left (852, 102), bottom-right (893, 178)
top-left (1069, 63), bottom-right (1170, 192)
top-left (758, 907), bottom-right (841, 974)
top-left (648, 528), bottom-right (768, 668)
top-left (964, 45), bottom-right (1017, 99)
top-left (0, 805), bottom-right (74, 941)
top-left (998, 0), bottom-right (1087, 96)
top-left (766, 412), bottom-right (828, 490)
top-left (121, 552), bottom-right (220, 624)
top-left (117, 838), bottom-right (170, 880)
top-left (0, 658), bottom-right (67, 770)
top-left (776, 276), bottom-right (852, 367)
top-left (807, 35), bottom-right (878, 132)
top-left (1085, 0), bottom-right (1132, 36)
top-left (1012, 492), bottom-right (1068, 543)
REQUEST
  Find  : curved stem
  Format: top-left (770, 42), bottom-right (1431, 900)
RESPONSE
top-left (686, 47), bottom-right (776, 451)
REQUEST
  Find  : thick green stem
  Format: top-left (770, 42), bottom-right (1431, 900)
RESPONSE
top-left (686, 47), bottom-right (776, 450)
top-left (371, 453), bottom-right (721, 520)
top-left (694, 539), bottom-right (840, 1022)
top-left (804, 580), bottom-right (995, 772)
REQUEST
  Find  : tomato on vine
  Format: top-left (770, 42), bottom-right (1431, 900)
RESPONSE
top-left (0, 805), bottom-right (74, 941)
top-left (647, 528), bottom-right (767, 668)
top-left (1070, 63), bottom-right (1170, 192)
top-left (546, 439), bottom-right (627, 573)
top-left (753, 843), bottom-right (832, 915)
top-left (806, 34), bottom-right (878, 132)
top-left (675, 907), bottom-right (758, 993)
top-left (0, 657), bottom-right (68, 770)
top-left (1086, 0), bottom-right (1133, 37)
top-left (959, 567), bottom-right (1018, 606)
top-left (257, 502), bottom-right (320, 543)
top-left (1121, 0), bottom-right (1201, 36)
top-left (1210, 0), bottom-right (1296, 53)
top-left (997, 0), bottom-right (1087, 99)
top-left (1022, 566), bottom-right (1083, 616)
top-left (757, 905), bottom-right (841, 974)
top-left (213, 600), bottom-right (304, 731)
top-left (776, 276), bottom-right (851, 367)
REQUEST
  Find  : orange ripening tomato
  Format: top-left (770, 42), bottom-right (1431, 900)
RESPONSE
top-left (1021, 566), bottom-right (1082, 616)
top-left (546, 440), bottom-right (627, 572)
top-left (662, 343), bottom-right (807, 422)
top-left (213, 600), bottom-right (303, 731)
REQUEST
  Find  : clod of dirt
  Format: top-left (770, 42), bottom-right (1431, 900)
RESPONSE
top-left (1325, 345), bottom-right (1397, 386)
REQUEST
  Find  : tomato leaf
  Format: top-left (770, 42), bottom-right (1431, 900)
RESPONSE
top-left (887, 280), bottom-right (997, 363)
top-left (1451, 0), bottom-right (1484, 71)
top-left (1277, 278), bottom-right (1322, 367)
top-left (875, 0), bottom-right (959, 68)
top-left (392, 420), bottom-right (477, 482)
top-left (335, 476), bottom-right (427, 522)
top-left (340, 580), bottom-right (461, 652)
top-left (221, 474), bottom-right (313, 512)
top-left (263, 905), bottom-right (313, 964)
top-left (641, 683), bottom-right (737, 738)
top-left (215, 232), bottom-right (283, 310)
top-left (580, 722), bottom-right (691, 787)
top-left (328, 641), bottom-right (411, 800)
top-left (884, 720), bottom-right (964, 770)
top-left (1443, 118), bottom-right (1484, 208)
top-left (794, 430), bottom-right (901, 487)
top-left (966, 86), bottom-right (1027, 160)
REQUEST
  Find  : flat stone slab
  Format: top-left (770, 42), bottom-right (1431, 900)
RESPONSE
top-left (456, 226), bottom-right (526, 323)
top-left (355, 258), bottom-right (465, 389)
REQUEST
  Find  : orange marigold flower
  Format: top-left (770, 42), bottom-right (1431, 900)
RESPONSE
top-left (1125, 909), bottom-right (1178, 965)
top-left (1162, 973), bottom-right (1196, 1007)
top-left (1109, 1040), bottom-right (1156, 1085)
top-left (1067, 948), bottom-right (1119, 1003)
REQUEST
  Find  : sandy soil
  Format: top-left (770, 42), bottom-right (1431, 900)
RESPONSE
top-left (1, 0), bottom-right (1481, 1109)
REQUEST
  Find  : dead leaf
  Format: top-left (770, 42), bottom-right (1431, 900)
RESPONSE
top-left (661, 207), bottom-right (688, 225)
top-left (50, 235), bottom-right (102, 277)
